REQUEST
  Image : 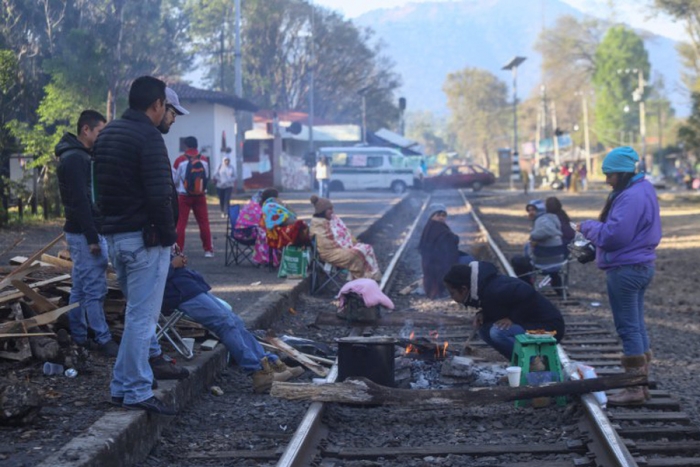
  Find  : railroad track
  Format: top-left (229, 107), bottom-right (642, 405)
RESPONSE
top-left (150, 189), bottom-right (700, 467)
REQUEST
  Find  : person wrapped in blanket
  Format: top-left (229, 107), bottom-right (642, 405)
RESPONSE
top-left (163, 247), bottom-right (304, 392)
top-left (259, 188), bottom-right (310, 251)
top-left (308, 195), bottom-right (382, 281)
top-left (418, 203), bottom-right (475, 298)
top-left (234, 190), bottom-right (278, 266)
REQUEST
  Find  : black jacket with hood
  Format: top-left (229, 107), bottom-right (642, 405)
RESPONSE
top-left (55, 132), bottom-right (100, 245)
top-left (463, 261), bottom-right (565, 341)
top-left (93, 108), bottom-right (176, 246)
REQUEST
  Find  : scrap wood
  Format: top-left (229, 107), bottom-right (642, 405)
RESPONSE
top-left (399, 277), bottom-right (422, 295)
top-left (0, 303), bottom-right (77, 335)
top-left (11, 280), bottom-right (58, 313)
top-left (0, 233), bottom-right (64, 290)
top-left (259, 341), bottom-right (335, 366)
top-left (40, 253), bottom-right (118, 280)
top-left (271, 373), bottom-right (647, 407)
top-left (0, 274), bottom-right (72, 306)
top-left (264, 336), bottom-right (329, 377)
top-left (0, 332), bottom-right (57, 339)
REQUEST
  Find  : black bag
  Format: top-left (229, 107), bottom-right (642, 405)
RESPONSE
top-left (142, 224), bottom-right (161, 247)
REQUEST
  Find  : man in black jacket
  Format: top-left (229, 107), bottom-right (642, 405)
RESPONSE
top-left (56, 110), bottom-right (119, 357)
top-left (94, 76), bottom-right (177, 415)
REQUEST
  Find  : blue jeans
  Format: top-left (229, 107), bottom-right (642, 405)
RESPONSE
top-left (106, 232), bottom-right (170, 404)
top-left (478, 323), bottom-right (527, 360)
top-left (179, 292), bottom-right (276, 372)
top-left (65, 233), bottom-right (111, 345)
top-left (606, 264), bottom-right (654, 356)
top-left (318, 179), bottom-right (329, 198)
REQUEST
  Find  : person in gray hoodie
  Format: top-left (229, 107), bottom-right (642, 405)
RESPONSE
top-left (511, 199), bottom-right (566, 295)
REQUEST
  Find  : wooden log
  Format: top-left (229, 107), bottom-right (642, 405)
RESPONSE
top-left (0, 332), bottom-right (57, 339)
top-left (0, 233), bottom-right (64, 290)
top-left (264, 336), bottom-right (329, 377)
top-left (271, 373), bottom-right (647, 407)
top-left (398, 278), bottom-right (422, 295)
top-left (259, 341), bottom-right (335, 366)
top-left (17, 302), bottom-right (60, 362)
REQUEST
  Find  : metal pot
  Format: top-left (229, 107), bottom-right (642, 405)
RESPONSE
top-left (337, 336), bottom-right (395, 387)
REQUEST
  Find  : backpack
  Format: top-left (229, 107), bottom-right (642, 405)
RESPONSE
top-left (184, 153), bottom-right (208, 196)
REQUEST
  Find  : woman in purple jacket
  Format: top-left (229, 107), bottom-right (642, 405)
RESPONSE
top-left (578, 146), bottom-right (661, 406)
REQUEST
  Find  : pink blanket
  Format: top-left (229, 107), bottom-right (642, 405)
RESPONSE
top-left (337, 278), bottom-right (394, 311)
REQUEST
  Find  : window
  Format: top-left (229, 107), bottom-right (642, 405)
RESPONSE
top-left (367, 156), bottom-right (384, 168)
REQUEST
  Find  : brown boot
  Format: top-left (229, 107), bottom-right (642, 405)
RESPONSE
top-left (643, 350), bottom-right (652, 400)
top-left (252, 357), bottom-right (293, 393)
top-left (608, 354), bottom-right (647, 406)
top-left (271, 359), bottom-right (305, 378)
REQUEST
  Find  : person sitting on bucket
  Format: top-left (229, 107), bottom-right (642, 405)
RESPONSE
top-left (443, 262), bottom-right (565, 360)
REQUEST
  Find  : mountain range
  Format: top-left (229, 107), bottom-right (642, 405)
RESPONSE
top-left (354, 0), bottom-right (686, 117)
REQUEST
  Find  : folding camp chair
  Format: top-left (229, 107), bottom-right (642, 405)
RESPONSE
top-left (531, 254), bottom-right (572, 300)
top-left (309, 236), bottom-right (347, 295)
top-left (225, 204), bottom-right (256, 267)
top-left (156, 309), bottom-right (194, 359)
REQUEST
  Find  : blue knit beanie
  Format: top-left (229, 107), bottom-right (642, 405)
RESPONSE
top-left (602, 146), bottom-right (639, 174)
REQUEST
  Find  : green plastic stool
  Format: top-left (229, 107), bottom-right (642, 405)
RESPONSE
top-left (510, 334), bottom-right (566, 407)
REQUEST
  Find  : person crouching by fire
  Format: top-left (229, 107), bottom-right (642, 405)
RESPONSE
top-left (443, 262), bottom-right (565, 360)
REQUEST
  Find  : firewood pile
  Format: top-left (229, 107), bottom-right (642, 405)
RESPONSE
top-left (0, 234), bottom-right (204, 364)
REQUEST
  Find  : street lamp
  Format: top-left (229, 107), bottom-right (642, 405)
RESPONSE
top-left (502, 56), bottom-right (527, 190)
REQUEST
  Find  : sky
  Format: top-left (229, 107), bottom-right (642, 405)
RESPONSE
top-left (312, 0), bottom-right (688, 42)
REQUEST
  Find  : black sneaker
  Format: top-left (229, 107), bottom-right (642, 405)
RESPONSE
top-left (149, 354), bottom-right (190, 380)
top-left (123, 396), bottom-right (177, 416)
top-left (110, 396), bottom-right (124, 406)
top-left (96, 340), bottom-right (120, 358)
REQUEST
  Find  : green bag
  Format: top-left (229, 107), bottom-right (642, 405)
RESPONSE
top-left (278, 246), bottom-right (309, 279)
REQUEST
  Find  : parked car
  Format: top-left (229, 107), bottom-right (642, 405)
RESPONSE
top-left (422, 164), bottom-right (496, 191)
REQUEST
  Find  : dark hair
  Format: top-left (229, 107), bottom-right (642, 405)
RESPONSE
top-left (77, 110), bottom-right (106, 135)
top-left (443, 264), bottom-right (472, 288)
top-left (545, 196), bottom-right (570, 225)
top-left (599, 172), bottom-right (636, 222)
top-left (184, 136), bottom-right (198, 149)
top-left (128, 76), bottom-right (166, 112)
top-left (261, 188), bottom-right (279, 203)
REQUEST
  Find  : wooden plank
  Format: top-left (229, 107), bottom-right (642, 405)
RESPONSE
top-left (41, 253), bottom-right (118, 280)
top-left (608, 412), bottom-right (690, 424)
top-left (561, 338), bottom-right (619, 345)
top-left (617, 426), bottom-right (700, 440)
top-left (637, 441), bottom-right (700, 455)
top-left (187, 448), bottom-right (283, 460)
top-left (0, 303), bottom-right (77, 334)
top-left (322, 441), bottom-right (585, 459)
top-left (259, 341), bottom-right (335, 365)
top-left (0, 274), bottom-right (72, 305)
top-left (11, 280), bottom-right (58, 313)
top-left (646, 458), bottom-right (700, 467)
top-left (264, 336), bottom-right (329, 377)
top-left (0, 332), bottom-right (57, 339)
top-left (0, 233), bottom-right (64, 289)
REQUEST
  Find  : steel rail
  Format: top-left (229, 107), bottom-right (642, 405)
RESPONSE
top-left (460, 189), bottom-right (638, 467)
top-left (275, 196), bottom-right (432, 467)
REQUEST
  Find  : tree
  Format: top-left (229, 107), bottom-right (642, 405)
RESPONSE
top-left (405, 111), bottom-right (448, 156)
top-left (592, 26), bottom-right (650, 146)
top-left (533, 15), bottom-right (603, 148)
top-left (443, 68), bottom-right (509, 168)
top-left (185, 0), bottom-right (401, 130)
top-left (678, 92), bottom-right (700, 153)
top-left (653, 0), bottom-right (700, 91)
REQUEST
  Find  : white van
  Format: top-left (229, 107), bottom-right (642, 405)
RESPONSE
top-left (318, 147), bottom-right (415, 193)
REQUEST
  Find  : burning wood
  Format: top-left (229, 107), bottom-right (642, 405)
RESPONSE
top-left (400, 331), bottom-right (451, 360)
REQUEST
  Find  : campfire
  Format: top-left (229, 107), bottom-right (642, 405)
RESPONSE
top-left (402, 330), bottom-right (450, 360)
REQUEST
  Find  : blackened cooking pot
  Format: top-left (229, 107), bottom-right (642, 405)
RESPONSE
top-left (337, 336), bottom-right (395, 387)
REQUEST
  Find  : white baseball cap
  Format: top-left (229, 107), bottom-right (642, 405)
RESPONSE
top-left (165, 87), bottom-right (189, 115)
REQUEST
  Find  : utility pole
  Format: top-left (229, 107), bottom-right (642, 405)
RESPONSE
top-left (636, 70), bottom-right (648, 171)
top-left (502, 56), bottom-right (527, 191)
top-left (233, 0), bottom-right (244, 193)
top-left (551, 101), bottom-right (560, 166)
top-left (581, 93), bottom-right (591, 176)
top-left (308, 5), bottom-right (315, 163)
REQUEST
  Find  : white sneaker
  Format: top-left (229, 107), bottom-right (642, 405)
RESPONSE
top-left (204, 251), bottom-right (214, 258)
top-left (221, 213), bottom-right (226, 218)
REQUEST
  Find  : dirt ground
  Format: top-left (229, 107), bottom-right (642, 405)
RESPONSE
top-left (470, 186), bottom-right (700, 427)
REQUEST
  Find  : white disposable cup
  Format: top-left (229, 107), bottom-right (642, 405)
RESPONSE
top-left (43, 362), bottom-right (64, 376)
top-left (506, 366), bottom-right (522, 387)
top-left (182, 338), bottom-right (195, 354)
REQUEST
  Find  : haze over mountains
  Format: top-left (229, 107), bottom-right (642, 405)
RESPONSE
top-left (354, 0), bottom-right (685, 116)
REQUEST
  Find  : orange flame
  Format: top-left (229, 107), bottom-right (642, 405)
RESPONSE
top-left (405, 331), bottom-right (418, 354)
